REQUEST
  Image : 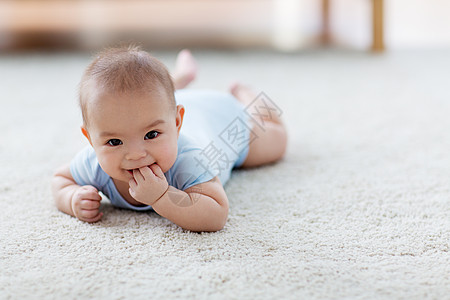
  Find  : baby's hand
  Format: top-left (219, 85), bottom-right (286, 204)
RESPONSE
top-left (71, 185), bottom-right (103, 223)
top-left (129, 164), bottom-right (169, 206)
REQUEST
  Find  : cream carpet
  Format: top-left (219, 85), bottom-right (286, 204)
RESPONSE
top-left (0, 49), bottom-right (449, 299)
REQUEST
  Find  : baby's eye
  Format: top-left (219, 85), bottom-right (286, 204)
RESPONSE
top-left (145, 131), bottom-right (159, 140)
top-left (107, 139), bottom-right (122, 146)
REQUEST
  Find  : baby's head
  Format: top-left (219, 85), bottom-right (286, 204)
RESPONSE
top-left (79, 44), bottom-right (176, 127)
top-left (79, 45), bottom-right (185, 182)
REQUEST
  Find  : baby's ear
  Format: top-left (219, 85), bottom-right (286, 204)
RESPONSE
top-left (175, 105), bottom-right (185, 136)
top-left (81, 127), bottom-right (93, 146)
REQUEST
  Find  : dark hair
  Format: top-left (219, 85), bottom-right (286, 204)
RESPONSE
top-left (79, 44), bottom-right (175, 126)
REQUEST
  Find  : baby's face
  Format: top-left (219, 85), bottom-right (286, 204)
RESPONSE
top-left (84, 89), bottom-right (183, 183)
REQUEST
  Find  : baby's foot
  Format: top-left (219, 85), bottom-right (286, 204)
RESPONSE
top-left (173, 49), bottom-right (197, 89)
top-left (230, 82), bottom-right (282, 124)
top-left (229, 82), bottom-right (257, 106)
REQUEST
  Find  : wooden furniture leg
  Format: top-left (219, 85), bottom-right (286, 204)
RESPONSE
top-left (321, 0), bottom-right (330, 45)
top-left (372, 0), bottom-right (384, 51)
top-left (321, 0), bottom-right (384, 52)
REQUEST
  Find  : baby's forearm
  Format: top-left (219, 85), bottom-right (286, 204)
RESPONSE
top-left (52, 174), bottom-right (77, 217)
top-left (151, 186), bottom-right (228, 232)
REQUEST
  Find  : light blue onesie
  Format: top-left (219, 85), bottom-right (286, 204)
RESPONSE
top-left (70, 89), bottom-right (252, 211)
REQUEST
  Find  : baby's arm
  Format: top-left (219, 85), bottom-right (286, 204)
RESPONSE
top-left (129, 165), bottom-right (228, 232)
top-left (151, 176), bottom-right (229, 232)
top-left (52, 164), bottom-right (103, 223)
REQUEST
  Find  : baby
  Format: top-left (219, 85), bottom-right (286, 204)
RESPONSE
top-left (52, 45), bottom-right (287, 232)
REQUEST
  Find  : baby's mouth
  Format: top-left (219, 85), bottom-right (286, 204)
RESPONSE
top-left (127, 165), bottom-right (153, 175)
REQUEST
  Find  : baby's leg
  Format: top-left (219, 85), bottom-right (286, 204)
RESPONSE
top-left (230, 83), bottom-right (287, 168)
top-left (172, 49), bottom-right (197, 89)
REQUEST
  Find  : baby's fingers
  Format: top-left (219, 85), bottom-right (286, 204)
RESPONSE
top-left (82, 211), bottom-right (103, 223)
top-left (149, 164), bottom-right (165, 179)
top-left (80, 187), bottom-right (102, 201)
top-left (133, 168), bottom-right (145, 182)
top-left (80, 199), bottom-right (101, 210)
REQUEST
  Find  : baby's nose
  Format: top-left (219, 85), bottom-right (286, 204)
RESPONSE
top-left (126, 144), bottom-right (147, 161)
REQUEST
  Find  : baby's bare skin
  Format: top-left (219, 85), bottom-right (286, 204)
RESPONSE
top-left (172, 49), bottom-right (197, 90)
top-left (230, 83), bottom-right (287, 167)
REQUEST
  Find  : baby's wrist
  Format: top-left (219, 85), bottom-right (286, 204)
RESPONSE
top-left (69, 188), bottom-right (79, 218)
top-left (151, 185), bottom-right (170, 206)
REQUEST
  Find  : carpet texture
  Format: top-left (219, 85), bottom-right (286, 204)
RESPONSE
top-left (0, 50), bottom-right (449, 299)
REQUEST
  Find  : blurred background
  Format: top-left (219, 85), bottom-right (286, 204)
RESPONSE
top-left (1, 4), bottom-right (450, 298)
top-left (1, 0), bottom-right (449, 52)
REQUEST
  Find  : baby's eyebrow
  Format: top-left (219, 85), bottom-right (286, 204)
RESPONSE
top-left (99, 131), bottom-right (118, 138)
top-left (147, 119), bottom-right (165, 128)
top-left (99, 119), bottom-right (166, 137)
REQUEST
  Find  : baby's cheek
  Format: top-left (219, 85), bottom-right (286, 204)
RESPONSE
top-left (160, 144), bottom-right (178, 172)
top-left (97, 153), bottom-right (119, 177)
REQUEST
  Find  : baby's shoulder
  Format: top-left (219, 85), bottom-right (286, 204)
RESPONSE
top-left (70, 146), bottom-right (109, 188)
top-left (166, 134), bottom-right (217, 191)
